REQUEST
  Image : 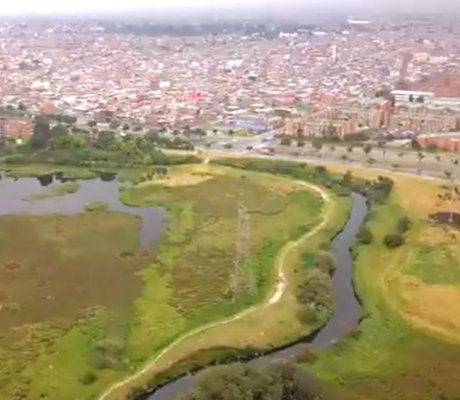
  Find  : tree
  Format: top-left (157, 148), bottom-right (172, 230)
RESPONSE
top-left (384, 233), bottom-right (405, 248)
top-left (95, 130), bottom-right (117, 150)
top-left (366, 157), bottom-right (376, 167)
top-left (377, 140), bottom-right (387, 158)
top-left (88, 120), bottom-right (98, 128)
top-left (109, 120), bottom-right (121, 130)
top-left (363, 144), bottom-right (372, 156)
top-left (358, 226), bottom-right (373, 244)
top-left (342, 170), bottom-right (353, 185)
top-left (444, 170), bottom-right (456, 223)
top-left (31, 117), bottom-right (51, 149)
top-left (417, 152), bottom-right (425, 173)
top-left (179, 362), bottom-right (320, 400)
top-left (347, 145), bottom-right (354, 154)
top-left (280, 137), bottom-right (292, 146)
top-left (409, 94), bottom-right (414, 102)
top-left (312, 139), bottom-right (323, 152)
top-left (50, 124), bottom-right (69, 138)
top-left (325, 124), bottom-right (337, 138)
top-left (416, 95), bottom-right (425, 103)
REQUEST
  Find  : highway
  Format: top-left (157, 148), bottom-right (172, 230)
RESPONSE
top-left (196, 132), bottom-right (459, 182)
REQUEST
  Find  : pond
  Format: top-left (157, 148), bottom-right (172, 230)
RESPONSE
top-left (0, 173), bottom-right (166, 248)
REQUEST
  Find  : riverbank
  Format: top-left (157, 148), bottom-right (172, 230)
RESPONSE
top-left (309, 167), bottom-right (460, 400)
top-left (134, 191), bottom-right (367, 400)
top-left (98, 168), bottom-right (338, 400)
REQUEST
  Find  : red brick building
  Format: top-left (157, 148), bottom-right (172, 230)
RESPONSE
top-left (417, 133), bottom-right (460, 153)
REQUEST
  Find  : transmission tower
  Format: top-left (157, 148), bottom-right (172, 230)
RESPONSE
top-left (231, 203), bottom-right (253, 299)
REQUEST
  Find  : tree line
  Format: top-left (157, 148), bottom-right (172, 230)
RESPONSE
top-left (1, 116), bottom-right (200, 168)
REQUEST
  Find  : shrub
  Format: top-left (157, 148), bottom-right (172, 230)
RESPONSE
top-left (80, 371), bottom-right (97, 385)
top-left (314, 165), bottom-right (327, 175)
top-left (396, 216), bottom-right (412, 234)
top-left (294, 347), bottom-right (318, 364)
top-left (357, 226), bottom-right (373, 244)
top-left (314, 253), bottom-right (336, 275)
top-left (295, 270), bottom-right (330, 308)
top-left (296, 305), bottom-right (318, 325)
top-left (383, 233), bottom-right (405, 248)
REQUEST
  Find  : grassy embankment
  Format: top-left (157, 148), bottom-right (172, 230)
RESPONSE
top-left (308, 167), bottom-right (460, 400)
top-left (100, 164), bottom-right (343, 400)
top-left (25, 182), bottom-right (80, 201)
top-left (0, 164), bottom-right (338, 400)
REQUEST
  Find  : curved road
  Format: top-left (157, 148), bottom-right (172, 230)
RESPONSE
top-left (98, 181), bottom-right (332, 400)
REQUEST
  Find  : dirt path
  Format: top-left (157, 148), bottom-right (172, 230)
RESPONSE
top-left (98, 181), bottom-right (332, 400)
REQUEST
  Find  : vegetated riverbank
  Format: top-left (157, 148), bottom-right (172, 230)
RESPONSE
top-left (309, 168), bottom-right (460, 400)
top-left (127, 191), bottom-right (367, 400)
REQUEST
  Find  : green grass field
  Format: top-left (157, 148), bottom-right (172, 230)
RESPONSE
top-left (0, 165), bottom-right (326, 400)
top-left (307, 170), bottom-right (460, 400)
top-left (0, 212), bottom-right (153, 400)
top-left (119, 169), bottom-right (323, 364)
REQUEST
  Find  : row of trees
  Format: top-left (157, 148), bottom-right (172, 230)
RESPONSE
top-left (1, 117), bottom-right (199, 168)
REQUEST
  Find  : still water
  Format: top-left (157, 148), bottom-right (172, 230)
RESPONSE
top-left (0, 174), bottom-right (166, 247)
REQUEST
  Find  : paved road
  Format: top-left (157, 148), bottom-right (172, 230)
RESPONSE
top-left (197, 133), bottom-right (459, 182)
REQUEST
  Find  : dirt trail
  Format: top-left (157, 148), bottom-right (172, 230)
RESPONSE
top-left (98, 181), bottom-right (331, 400)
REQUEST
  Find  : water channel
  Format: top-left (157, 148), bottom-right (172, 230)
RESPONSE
top-left (141, 192), bottom-right (369, 400)
top-left (0, 174), bottom-right (166, 247)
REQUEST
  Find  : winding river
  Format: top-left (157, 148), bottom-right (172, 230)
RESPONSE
top-left (141, 192), bottom-right (369, 400)
top-left (0, 174), bottom-right (166, 247)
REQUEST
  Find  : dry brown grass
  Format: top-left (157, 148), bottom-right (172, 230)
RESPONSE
top-left (329, 164), bottom-right (460, 342)
top-left (140, 172), bottom-right (213, 187)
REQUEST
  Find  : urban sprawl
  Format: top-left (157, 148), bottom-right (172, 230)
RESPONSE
top-left (1, 18), bottom-right (460, 152)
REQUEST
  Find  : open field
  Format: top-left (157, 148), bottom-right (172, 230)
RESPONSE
top-left (0, 212), bottom-right (153, 400)
top-left (308, 166), bottom-right (460, 400)
top-left (25, 181), bottom-right (80, 201)
top-left (0, 164), bottom-right (333, 400)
